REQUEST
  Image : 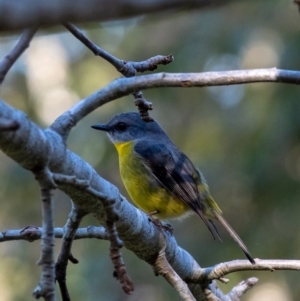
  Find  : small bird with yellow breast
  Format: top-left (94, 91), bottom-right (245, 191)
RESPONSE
top-left (92, 112), bottom-right (255, 264)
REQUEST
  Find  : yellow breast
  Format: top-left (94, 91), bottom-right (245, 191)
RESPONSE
top-left (114, 141), bottom-right (190, 219)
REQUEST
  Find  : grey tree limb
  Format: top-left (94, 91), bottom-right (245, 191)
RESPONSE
top-left (51, 68), bottom-right (300, 135)
top-left (0, 0), bottom-right (232, 32)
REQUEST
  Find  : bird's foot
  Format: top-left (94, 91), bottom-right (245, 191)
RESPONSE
top-left (147, 211), bottom-right (173, 235)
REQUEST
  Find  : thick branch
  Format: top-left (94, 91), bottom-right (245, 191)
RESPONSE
top-left (0, 0), bottom-right (232, 31)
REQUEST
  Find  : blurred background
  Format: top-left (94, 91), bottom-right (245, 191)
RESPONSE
top-left (0, 0), bottom-right (300, 300)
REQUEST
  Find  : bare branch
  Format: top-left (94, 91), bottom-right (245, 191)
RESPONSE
top-left (0, 226), bottom-right (108, 242)
top-left (0, 27), bottom-right (37, 84)
top-left (33, 169), bottom-right (56, 301)
top-left (64, 23), bottom-right (174, 76)
top-left (51, 68), bottom-right (300, 135)
top-left (0, 0), bottom-right (232, 32)
top-left (55, 205), bottom-right (87, 301)
top-left (63, 23), bottom-right (128, 73)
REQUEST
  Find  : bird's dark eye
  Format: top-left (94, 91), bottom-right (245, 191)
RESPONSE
top-left (117, 122), bottom-right (127, 131)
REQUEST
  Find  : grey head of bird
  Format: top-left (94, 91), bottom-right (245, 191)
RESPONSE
top-left (91, 112), bottom-right (169, 144)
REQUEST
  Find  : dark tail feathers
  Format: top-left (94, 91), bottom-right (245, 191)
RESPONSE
top-left (215, 212), bottom-right (255, 265)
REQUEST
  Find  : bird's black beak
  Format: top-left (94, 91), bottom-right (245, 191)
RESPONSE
top-left (91, 124), bottom-right (109, 131)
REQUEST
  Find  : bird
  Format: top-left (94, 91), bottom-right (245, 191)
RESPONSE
top-left (92, 112), bottom-right (255, 264)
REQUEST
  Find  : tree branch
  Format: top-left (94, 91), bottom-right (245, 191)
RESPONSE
top-left (196, 259), bottom-right (300, 282)
top-left (51, 68), bottom-right (300, 135)
top-left (64, 22), bottom-right (173, 76)
top-left (0, 0), bottom-right (232, 32)
top-left (0, 226), bottom-right (108, 242)
top-left (0, 27), bottom-right (38, 84)
top-left (33, 168), bottom-right (56, 301)
top-left (55, 205), bottom-right (86, 301)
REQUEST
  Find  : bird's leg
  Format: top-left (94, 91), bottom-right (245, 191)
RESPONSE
top-left (147, 211), bottom-right (173, 235)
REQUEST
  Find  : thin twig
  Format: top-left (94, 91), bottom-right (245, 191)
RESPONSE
top-left (33, 169), bottom-right (56, 301)
top-left (227, 277), bottom-right (258, 301)
top-left (133, 91), bottom-right (153, 121)
top-left (0, 225), bottom-right (108, 242)
top-left (102, 195), bottom-right (134, 295)
top-left (0, 27), bottom-right (38, 84)
top-left (64, 22), bottom-right (173, 77)
top-left (55, 205), bottom-right (87, 301)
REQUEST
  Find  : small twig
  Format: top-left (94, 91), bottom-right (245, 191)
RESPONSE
top-left (0, 27), bottom-right (38, 84)
top-left (33, 169), bottom-right (56, 301)
top-left (0, 118), bottom-right (19, 130)
top-left (130, 54), bottom-right (174, 73)
top-left (153, 233), bottom-right (196, 301)
top-left (55, 205), bottom-right (87, 301)
top-left (63, 23), bottom-right (130, 74)
top-left (133, 91), bottom-right (153, 122)
top-left (227, 277), bottom-right (258, 301)
top-left (64, 23), bottom-right (173, 77)
top-left (0, 225), bottom-right (108, 242)
top-left (102, 196), bottom-right (134, 295)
